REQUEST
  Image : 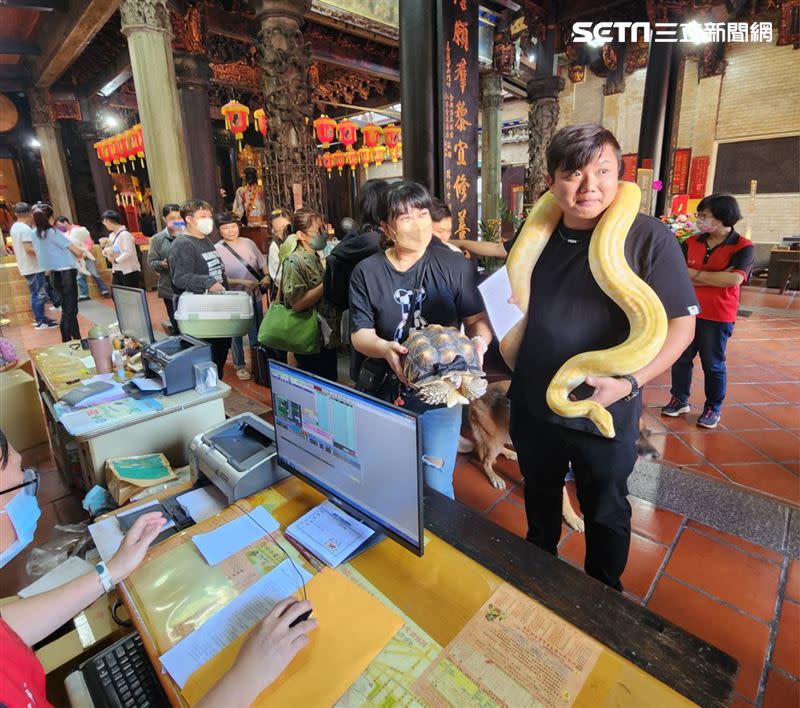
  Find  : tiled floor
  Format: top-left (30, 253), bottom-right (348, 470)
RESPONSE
top-left (2, 285), bottom-right (798, 705)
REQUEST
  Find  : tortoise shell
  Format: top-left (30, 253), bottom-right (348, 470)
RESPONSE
top-left (402, 324), bottom-right (484, 385)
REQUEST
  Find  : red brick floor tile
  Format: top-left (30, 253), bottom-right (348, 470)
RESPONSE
top-left (659, 412), bottom-right (713, 434)
top-left (686, 520), bottom-right (785, 564)
top-left (787, 560), bottom-right (800, 603)
top-left (784, 461), bottom-right (800, 476)
top-left (645, 434), bottom-right (706, 466)
top-left (720, 405), bottom-right (779, 430)
top-left (716, 462), bottom-right (800, 506)
top-left (640, 409), bottom-right (669, 433)
top-left (773, 599), bottom-right (800, 678)
top-left (642, 386), bottom-right (669, 407)
top-left (629, 496), bottom-right (684, 545)
top-left (677, 431), bottom-right (767, 465)
top-left (726, 384), bottom-right (783, 404)
top-left (763, 669), bottom-right (800, 708)
top-left (647, 576), bottom-right (770, 701)
top-left (485, 500), bottom-right (528, 539)
top-left (757, 404), bottom-right (800, 430)
top-left (453, 457), bottom-right (508, 513)
top-left (680, 463), bottom-right (729, 481)
top-left (621, 533), bottom-right (667, 599)
top-left (760, 382), bottom-right (800, 403)
top-left (726, 695), bottom-right (752, 708)
top-left (558, 529), bottom-right (584, 568)
top-left (737, 430), bottom-right (800, 463)
top-left (664, 528), bottom-right (781, 621)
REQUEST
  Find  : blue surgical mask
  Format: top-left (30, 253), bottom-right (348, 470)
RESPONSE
top-left (309, 231), bottom-right (327, 251)
top-left (0, 473), bottom-right (41, 568)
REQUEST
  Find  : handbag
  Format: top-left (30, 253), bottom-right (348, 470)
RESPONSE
top-left (356, 251), bottom-right (430, 399)
top-left (222, 242), bottom-right (269, 293)
top-left (258, 259), bottom-right (320, 355)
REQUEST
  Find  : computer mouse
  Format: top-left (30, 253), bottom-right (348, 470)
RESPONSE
top-left (289, 609), bottom-right (312, 628)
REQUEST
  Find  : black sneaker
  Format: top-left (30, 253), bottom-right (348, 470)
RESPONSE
top-left (661, 396), bottom-right (690, 417)
top-left (35, 320), bottom-right (59, 329)
top-left (697, 407), bottom-right (721, 429)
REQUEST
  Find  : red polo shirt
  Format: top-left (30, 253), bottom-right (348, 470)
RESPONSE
top-left (0, 617), bottom-right (51, 707)
top-left (682, 230), bottom-right (753, 323)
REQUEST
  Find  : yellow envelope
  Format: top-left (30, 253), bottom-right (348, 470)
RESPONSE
top-left (181, 567), bottom-right (404, 706)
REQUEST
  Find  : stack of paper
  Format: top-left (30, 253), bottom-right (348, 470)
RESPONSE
top-left (192, 507), bottom-right (280, 565)
top-left (286, 501), bottom-right (374, 568)
top-left (177, 486), bottom-right (227, 523)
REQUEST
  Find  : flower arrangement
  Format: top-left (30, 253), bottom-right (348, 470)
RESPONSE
top-left (659, 213), bottom-right (697, 243)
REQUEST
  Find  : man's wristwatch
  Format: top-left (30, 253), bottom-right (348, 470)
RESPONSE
top-left (615, 374), bottom-right (640, 401)
top-left (95, 561), bottom-right (115, 592)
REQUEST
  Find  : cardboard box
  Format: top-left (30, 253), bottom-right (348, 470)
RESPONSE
top-left (0, 368), bottom-right (48, 450)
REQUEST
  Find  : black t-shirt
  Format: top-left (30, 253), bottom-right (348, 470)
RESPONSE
top-left (349, 243), bottom-right (485, 411)
top-left (506, 213), bottom-right (698, 437)
top-left (169, 233), bottom-right (228, 297)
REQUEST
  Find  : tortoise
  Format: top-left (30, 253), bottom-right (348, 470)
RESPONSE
top-left (402, 325), bottom-right (488, 407)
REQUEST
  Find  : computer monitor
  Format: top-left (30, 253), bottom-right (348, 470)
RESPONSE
top-left (112, 286), bottom-right (155, 345)
top-left (268, 360), bottom-right (424, 556)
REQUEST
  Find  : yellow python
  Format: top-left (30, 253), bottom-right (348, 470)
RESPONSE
top-left (500, 182), bottom-right (667, 438)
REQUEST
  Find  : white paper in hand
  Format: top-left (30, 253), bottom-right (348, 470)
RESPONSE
top-left (477, 266), bottom-right (523, 340)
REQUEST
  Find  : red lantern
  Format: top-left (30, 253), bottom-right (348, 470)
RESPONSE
top-left (383, 123), bottom-right (401, 150)
top-left (123, 128), bottom-right (136, 167)
top-left (131, 123), bottom-right (146, 167)
top-left (332, 150), bottom-right (347, 175)
top-left (336, 119), bottom-right (358, 150)
top-left (313, 114), bottom-right (336, 148)
top-left (388, 143), bottom-right (402, 163)
top-left (253, 108), bottom-right (268, 137)
top-left (371, 145), bottom-right (386, 166)
top-left (358, 145), bottom-right (372, 167)
top-left (321, 151), bottom-right (334, 176)
top-left (361, 123), bottom-right (383, 148)
top-left (114, 133), bottom-right (130, 172)
top-left (221, 100), bottom-right (250, 142)
top-left (94, 138), bottom-right (113, 173)
top-left (345, 150), bottom-right (359, 170)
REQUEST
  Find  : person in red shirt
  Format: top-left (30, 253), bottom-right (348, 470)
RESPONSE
top-left (0, 429), bottom-right (315, 707)
top-left (662, 194), bottom-right (753, 428)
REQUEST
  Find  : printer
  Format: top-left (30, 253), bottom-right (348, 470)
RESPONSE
top-left (189, 413), bottom-right (289, 504)
top-left (142, 335), bottom-right (211, 395)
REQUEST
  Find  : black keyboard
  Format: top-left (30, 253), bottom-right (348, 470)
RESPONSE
top-left (80, 632), bottom-right (169, 708)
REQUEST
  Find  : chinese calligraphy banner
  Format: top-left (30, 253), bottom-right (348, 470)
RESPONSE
top-left (671, 148), bottom-right (692, 195)
top-left (440, 0), bottom-right (479, 240)
top-left (688, 156), bottom-right (710, 198)
top-left (622, 154), bottom-right (638, 183)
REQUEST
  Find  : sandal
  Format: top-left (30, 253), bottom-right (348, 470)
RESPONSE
top-left (235, 368), bottom-right (252, 381)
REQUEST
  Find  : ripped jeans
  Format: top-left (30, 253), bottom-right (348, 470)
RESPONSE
top-left (420, 404), bottom-right (462, 500)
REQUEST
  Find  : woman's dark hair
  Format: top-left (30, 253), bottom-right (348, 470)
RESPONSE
top-left (216, 211), bottom-right (240, 227)
top-left (697, 193), bottom-right (742, 227)
top-left (355, 179), bottom-right (389, 232)
top-left (55, 215), bottom-right (71, 225)
top-left (430, 198), bottom-right (451, 223)
top-left (162, 203), bottom-right (181, 218)
top-left (0, 428), bottom-right (8, 470)
top-left (100, 209), bottom-right (122, 224)
top-left (292, 207), bottom-right (324, 236)
top-left (180, 199), bottom-right (212, 220)
top-left (546, 123), bottom-right (623, 179)
top-left (381, 181), bottom-right (432, 224)
top-left (32, 203), bottom-right (54, 239)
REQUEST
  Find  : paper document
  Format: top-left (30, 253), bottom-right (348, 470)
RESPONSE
top-left (192, 506), bottom-right (280, 565)
top-left (413, 582), bottom-right (603, 707)
top-left (177, 486), bottom-right (227, 523)
top-left (131, 376), bottom-right (163, 391)
top-left (286, 501), bottom-right (375, 568)
top-left (18, 556), bottom-right (94, 598)
top-left (54, 397), bottom-right (163, 436)
top-left (477, 266), bottom-right (524, 340)
top-left (88, 500), bottom-right (175, 562)
top-left (160, 559), bottom-right (311, 688)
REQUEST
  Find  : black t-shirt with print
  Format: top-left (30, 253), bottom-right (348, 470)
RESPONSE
top-left (505, 212), bottom-right (698, 438)
top-left (349, 242), bottom-right (484, 411)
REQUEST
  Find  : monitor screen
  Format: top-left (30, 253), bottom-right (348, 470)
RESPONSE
top-left (112, 286), bottom-right (154, 345)
top-left (268, 360), bottom-right (424, 555)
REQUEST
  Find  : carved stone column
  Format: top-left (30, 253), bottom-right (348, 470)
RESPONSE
top-left (249, 0), bottom-right (324, 214)
top-left (175, 52), bottom-right (218, 204)
top-left (480, 71), bottom-right (503, 224)
top-left (121, 0), bottom-right (191, 223)
top-left (28, 90), bottom-right (77, 221)
top-left (525, 75), bottom-right (565, 204)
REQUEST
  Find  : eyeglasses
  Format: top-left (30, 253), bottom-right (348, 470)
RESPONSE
top-left (0, 468), bottom-right (39, 497)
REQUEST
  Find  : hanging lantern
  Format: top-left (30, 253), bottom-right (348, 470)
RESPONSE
top-left (106, 135), bottom-right (121, 172)
top-left (221, 100), bottom-right (250, 142)
top-left (94, 138), bottom-right (113, 173)
top-left (253, 108), bottom-right (268, 137)
top-left (313, 114), bottom-right (336, 148)
top-left (383, 123), bottom-right (402, 150)
top-left (123, 128), bottom-right (136, 168)
top-left (358, 145), bottom-right (372, 166)
top-left (321, 151), bottom-right (334, 177)
top-left (332, 150), bottom-right (347, 175)
top-left (336, 119), bottom-right (358, 151)
top-left (361, 123), bottom-right (383, 148)
top-left (345, 150), bottom-right (359, 171)
top-left (388, 142), bottom-right (402, 163)
top-left (131, 124), bottom-right (146, 167)
top-left (371, 145), bottom-right (387, 166)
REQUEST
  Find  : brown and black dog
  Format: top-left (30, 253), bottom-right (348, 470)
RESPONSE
top-left (460, 380), bottom-right (659, 533)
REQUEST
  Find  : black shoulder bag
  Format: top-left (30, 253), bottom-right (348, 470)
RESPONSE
top-left (356, 252), bottom-right (430, 402)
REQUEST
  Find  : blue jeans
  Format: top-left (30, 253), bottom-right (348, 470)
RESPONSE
top-left (671, 319), bottom-right (735, 413)
top-left (24, 272), bottom-right (48, 324)
top-left (420, 404), bottom-right (462, 500)
top-left (231, 297), bottom-right (263, 368)
top-left (77, 259), bottom-right (109, 298)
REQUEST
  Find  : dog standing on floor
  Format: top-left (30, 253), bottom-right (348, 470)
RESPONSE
top-left (460, 380), bottom-right (660, 533)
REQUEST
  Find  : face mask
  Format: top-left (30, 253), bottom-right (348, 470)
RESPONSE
top-left (696, 220), bottom-right (715, 233)
top-left (388, 217), bottom-right (433, 251)
top-left (309, 231), bottom-right (327, 251)
top-left (0, 488), bottom-right (41, 568)
top-left (56, 224), bottom-right (68, 233)
top-left (167, 219), bottom-right (185, 231)
top-left (195, 217), bottom-right (214, 236)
